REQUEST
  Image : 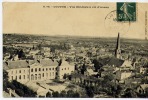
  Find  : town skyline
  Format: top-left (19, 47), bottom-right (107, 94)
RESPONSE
top-left (3, 32), bottom-right (147, 40)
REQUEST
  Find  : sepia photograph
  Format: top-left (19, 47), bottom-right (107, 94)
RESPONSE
top-left (2, 2), bottom-right (148, 98)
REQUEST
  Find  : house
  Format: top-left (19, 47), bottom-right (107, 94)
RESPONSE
top-left (137, 84), bottom-right (148, 95)
top-left (57, 60), bottom-right (75, 79)
top-left (29, 50), bottom-right (40, 55)
top-left (116, 70), bottom-right (133, 81)
top-left (140, 67), bottom-right (147, 74)
top-left (85, 68), bottom-right (98, 76)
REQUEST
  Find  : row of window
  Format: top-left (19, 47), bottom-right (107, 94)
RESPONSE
top-left (11, 69), bottom-right (29, 74)
top-left (10, 72), bottom-right (55, 81)
top-left (31, 72), bottom-right (55, 80)
top-left (11, 75), bottom-right (29, 80)
top-left (10, 67), bottom-right (70, 74)
top-left (31, 67), bottom-right (56, 72)
top-left (61, 67), bottom-right (69, 70)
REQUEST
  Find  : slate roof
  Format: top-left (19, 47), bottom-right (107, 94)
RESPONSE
top-left (3, 60), bottom-right (29, 69)
top-left (40, 59), bottom-right (58, 66)
top-left (99, 57), bottom-right (124, 67)
top-left (107, 57), bottom-right (124, 67)
top-left (3, 59), bottom-right (58, 70)
top-left (60, 60), bottom-right (73, 66)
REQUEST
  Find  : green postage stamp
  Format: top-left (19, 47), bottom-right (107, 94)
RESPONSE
top-left (117, 2), bottom-right (136, 22)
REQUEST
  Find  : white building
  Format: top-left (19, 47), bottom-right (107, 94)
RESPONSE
top-left (3, 59), bottom-right (75, 84)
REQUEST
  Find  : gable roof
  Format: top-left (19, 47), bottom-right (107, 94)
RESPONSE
top-left (4, 60), bottom-right (29, 69)
top-left (97, 56), bottom-right (125, 67)
top-left (40, 59), bottom-right (58, 66)
top-left (3, 59), bottom-right (59, 70)
top-left (106, 57), bottom-right (124, 67)
top-left (140, 84), bottom-right (148, 90)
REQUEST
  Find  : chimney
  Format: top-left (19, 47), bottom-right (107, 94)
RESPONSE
top-left (37, 59), bottom-right (40, 63)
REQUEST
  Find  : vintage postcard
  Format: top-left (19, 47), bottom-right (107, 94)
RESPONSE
top-left (2, 2), bottom-right (148, 98)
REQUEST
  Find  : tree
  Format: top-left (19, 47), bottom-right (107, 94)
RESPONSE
top-left (73, 92), bottom-right (80, 97)
top-left (85, 86), bottom-right (94, 97)
top-left (60, 90), bottom-right (67, 97)
top-left (144, 87), bottom-right (148, 97)
top-left (37, 44), bottom-right (42, 50)
top-left (63, 74), bottom-right (67, 79)
top-left (3, 70), bottom-right (9, 91)
top-left (81, 64), bottom-right (87, 74)
top-left (46, 92), bottom-right (52, 97)
top-left (122, 88), bottom-right (137, 98)
top-left (104, 73), bottom-right (115, 81)
top-left (92, 59), bottom-right (103, 71)
top-left (67, 90), bottom-right (75, 97)
top-left (52, 91), bottom-right (60, 97)
top-left (11, 80), bottom-right (36, 97)
top-left (18, 49), bottom-right (25, 59)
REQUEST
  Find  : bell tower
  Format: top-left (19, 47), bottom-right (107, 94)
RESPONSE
top-left (115, 33), bottom-right (121, 58)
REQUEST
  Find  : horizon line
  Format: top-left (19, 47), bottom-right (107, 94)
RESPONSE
top-left (3, 33), bottom-right (147, 40)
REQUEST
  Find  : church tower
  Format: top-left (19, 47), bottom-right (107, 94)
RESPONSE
top-left (115, 33), bottom-right (121, 58)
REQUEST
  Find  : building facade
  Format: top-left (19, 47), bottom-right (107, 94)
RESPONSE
top-left (4, 59), bottom-right (75, 83)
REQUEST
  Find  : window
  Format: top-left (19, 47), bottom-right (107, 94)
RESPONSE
top-left (16, 76), bottom-right (17, 80)
top-left (27, 75), bottom-right (29, 79)
top-left (35, 74), bottom-right (37, 80)
top-left (31, 69), bottom-right (33, 72)
top-left (19, 75), bottom-right (21, 80)
top-left (42, 73), bottom-right (44, 77)
top-left (19, 70), bottom-right (21, 73)
top-left (43, 68), bottom-right (44, 71)
top-left (31, 74), bottom-right (34, 80)
top-left (46, 68), bottom-right (48, 71)
top-left (68, 68), bottom-right (69, 70)
top-left (65, 68), bottom-right (66, 70)
top-left (35, 68), bottom-right (37, 72)
top-left (24, 75), bottom-right (25, 79)
top-left (24, 70), bottom-right (25, 73)
top-left (16, 70), bottom-right (17, 74)
top-left (38, 74), bottom-right (41, 79)
top-left (49, 68), bottom-right (51, 70)
top-left (11, 76), bottom-right (13, 80)
top-left (39, 68), bottom-right (41, 71)
top-left (53, 68), bottom-right (54, 70)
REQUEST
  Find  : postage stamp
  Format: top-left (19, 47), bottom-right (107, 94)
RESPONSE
top-left (104, 10), bottom-right (131, 36)
top-left (117, 2), bottom-right (136, 22)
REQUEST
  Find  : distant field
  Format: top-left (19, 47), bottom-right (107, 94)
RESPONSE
top-left (3, 33), bottom-right (148, 45)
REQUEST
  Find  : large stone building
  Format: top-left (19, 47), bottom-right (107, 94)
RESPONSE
top-left (3, 59), bottom-right (75, 83)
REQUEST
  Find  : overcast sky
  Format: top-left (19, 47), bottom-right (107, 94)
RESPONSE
top-left (3, 2), bottom-right (147, 39)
